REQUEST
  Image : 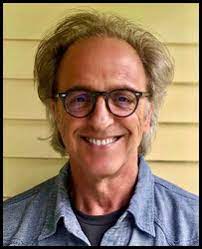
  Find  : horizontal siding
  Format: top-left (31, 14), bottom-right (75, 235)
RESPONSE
top-left (3, 119), bottom-right (198, 161)
top-left (3, 40), bottom-right (199, 83)
top-left (3, 79), bottom-right (198, 123)
top-left (3, 4), bottom-right (199, 199)
top-left (3, 3), bottom-right (198, 44)
top-left (3, 158), bottom-right (67, 198)
top-left (3, 158), bottom-right (198, 197)
top-left (149, 161), bottom-right (198, 195)
top-left (3, 79), bottom-right (46, 120)
top-left (160, 84), bottom-right (198, 123)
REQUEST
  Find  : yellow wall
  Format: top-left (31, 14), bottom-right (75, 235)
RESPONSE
top-left (3, 3), bottom-right (199, 199)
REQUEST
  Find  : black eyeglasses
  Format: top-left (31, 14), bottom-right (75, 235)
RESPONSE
top-left (54, 88), bottom-right (150, 118)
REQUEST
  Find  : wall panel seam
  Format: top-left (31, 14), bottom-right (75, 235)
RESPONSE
top-left (3, 118), bottom-right (199, 126)
top-left (3, 78), bottom-right (199, 86)
top-left (3, 157), bottom-right (199, 164)
top-left (3, 38), bottom-right (198, 46)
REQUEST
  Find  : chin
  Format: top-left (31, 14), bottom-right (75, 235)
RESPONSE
top-left (83, 156), bottom-right (125, 178)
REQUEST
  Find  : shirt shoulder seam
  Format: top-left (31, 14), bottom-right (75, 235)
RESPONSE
top-left (3, 177), bottom-right (56, 207)
top-left (3, 189), bottom-right (40, 206)
top-left (153, 175), bottom-right (198, 201)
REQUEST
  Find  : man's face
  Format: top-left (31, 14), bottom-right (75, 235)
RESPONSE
top-left (51, 37), bottom-right (152, 179)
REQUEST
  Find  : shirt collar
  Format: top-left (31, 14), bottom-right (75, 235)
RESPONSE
top-left (38, 162), bottom-right (89, 243)
top-left (127, 156), bottom-right (155, 237)
top-left (38, 156), bottom-right (155, 240)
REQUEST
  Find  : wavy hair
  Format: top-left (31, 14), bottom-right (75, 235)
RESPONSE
top-left (34, 9), bottom-right (174, 156)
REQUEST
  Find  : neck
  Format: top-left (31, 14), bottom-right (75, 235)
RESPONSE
top-left (69, 157), bottom-right (139, 216)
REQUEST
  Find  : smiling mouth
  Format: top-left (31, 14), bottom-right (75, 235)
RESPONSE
top-left (81, 136), bottom-right (123, 146)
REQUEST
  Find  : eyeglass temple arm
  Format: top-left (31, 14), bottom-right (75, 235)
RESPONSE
top-left (143, 93), bottom-right (150, 97)
top-left (54, 93), bottom-right (67, 98)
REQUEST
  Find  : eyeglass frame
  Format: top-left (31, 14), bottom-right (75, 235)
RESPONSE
top-left (53, 88), bottom-right (151, 118)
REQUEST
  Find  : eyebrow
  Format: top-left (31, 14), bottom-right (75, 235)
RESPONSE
top-left (59, 84), bottom-right (142, 93)
top-left (63, 85), bottom-right (94, 92)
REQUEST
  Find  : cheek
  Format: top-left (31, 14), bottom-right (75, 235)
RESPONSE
top-left (56, 111), bottom-right (83, 151)
top-left (124, 111), bottom-right (146, 144)
top-left (132, 101), bottom-right (150, 134)
top-left (56, 111), bottom-right (67, 137)
top-left (55, 108), bottom-right (73, 149)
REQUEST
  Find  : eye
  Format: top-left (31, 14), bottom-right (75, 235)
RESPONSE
top-left (65, 92), bottom-right (92, 113)
top-left (117, 96), bottom-right (130, 103)
top-left (75, 94), bottom-right (88, 102)
top-left (112, 92), bottom-right (134, 104)
top-left (109, 90), bottom-right (137, 111)
top-left (69, 92), bottom-right (91, 104)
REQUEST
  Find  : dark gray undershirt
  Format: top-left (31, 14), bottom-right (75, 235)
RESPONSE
top-left (73, 207), bottom-right (126, 246)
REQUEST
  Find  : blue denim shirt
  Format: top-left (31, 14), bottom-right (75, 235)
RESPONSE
top-left (3, 157), bottom-right (199, 246)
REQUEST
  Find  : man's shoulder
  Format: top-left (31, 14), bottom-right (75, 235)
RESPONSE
top-left (153, 175), bottom-right (199, 245)
top-left (4, 176), bottom-right (56, 208)
top-left (3, 176), bottom-right (56, 246)
top-left (153, 175), bottom-right (198, 201)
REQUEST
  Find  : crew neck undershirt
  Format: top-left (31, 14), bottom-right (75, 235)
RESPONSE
top-left (73, 206), bottom-right (126, 246)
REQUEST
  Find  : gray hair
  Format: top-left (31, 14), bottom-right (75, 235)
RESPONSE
top-left (34, 9), bottom-right (174, 157)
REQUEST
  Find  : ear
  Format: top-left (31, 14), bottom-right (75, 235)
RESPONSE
top-left (143, 102), bottom-right (153, 133)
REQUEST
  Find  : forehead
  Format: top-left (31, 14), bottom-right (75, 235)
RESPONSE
top-left (56, 36), bottom-right (148, 91)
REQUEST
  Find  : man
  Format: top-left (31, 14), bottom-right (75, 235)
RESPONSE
top-left (3, 10), bottom-right (198, 246)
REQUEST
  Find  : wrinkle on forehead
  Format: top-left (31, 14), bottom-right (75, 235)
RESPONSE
top-left (57, 36), bottom-right (148, 91)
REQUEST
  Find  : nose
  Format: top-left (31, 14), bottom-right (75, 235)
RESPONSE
top-left (88, 96), bottom-right (114, 131)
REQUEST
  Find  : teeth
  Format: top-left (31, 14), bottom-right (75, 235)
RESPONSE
top-left (87, 137), bottom-right (117, 146)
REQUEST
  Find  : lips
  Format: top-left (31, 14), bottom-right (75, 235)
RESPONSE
top-left (81, 135), bottom-right (123, 146)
